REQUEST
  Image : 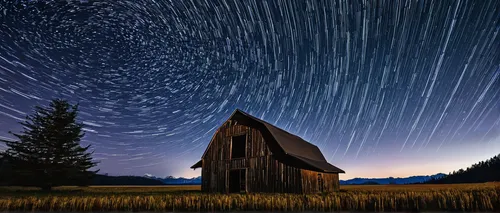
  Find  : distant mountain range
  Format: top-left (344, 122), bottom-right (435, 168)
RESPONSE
top-left (90, 174), bottom-right (203, 185)
top-left (97, 174), bottom-right (444, 186)
top-left (92, 174), bottom-right (166, 185)
top-left (339, 173), bottom-right (446, 185)
top-left (144, 174), bottom-right (202, 185)
top-left (138, 173), bottom-right (447, 185)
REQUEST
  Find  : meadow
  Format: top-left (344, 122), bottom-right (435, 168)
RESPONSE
top-left (0, 183), bottom-right (499, 212)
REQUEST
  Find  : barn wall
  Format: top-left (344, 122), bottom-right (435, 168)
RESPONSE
top-left (246, 155), bottom-right (303, 193)
top-left (201, 120), bottom-right (303, 193)
top-left (301, 170), bottom-right (340, 193)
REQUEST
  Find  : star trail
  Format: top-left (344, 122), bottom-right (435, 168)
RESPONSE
top-left (0, 0), bottom-right (499, 179)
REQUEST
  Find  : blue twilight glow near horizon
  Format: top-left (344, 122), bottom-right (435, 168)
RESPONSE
top-left (0, 0), bottom-right (499, 180)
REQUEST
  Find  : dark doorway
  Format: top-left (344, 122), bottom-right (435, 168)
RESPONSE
top-left (229, 169), bottom-right (246, 193)
top-left (231, 135), bottom-right (246, 159)
top-left (318, 173), bottom-right (324, 192)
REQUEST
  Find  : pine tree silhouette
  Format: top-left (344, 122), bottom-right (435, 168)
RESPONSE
top-left (0, 99), bottom-right (99, 190)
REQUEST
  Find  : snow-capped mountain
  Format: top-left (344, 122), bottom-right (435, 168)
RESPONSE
top-left (143, 174), bottom-right (202, 185)
top-left (340, 173), bottom-right (446, 185)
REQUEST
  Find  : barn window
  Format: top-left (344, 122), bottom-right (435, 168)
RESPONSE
top-left (231, 135), bottom-right (246, 159)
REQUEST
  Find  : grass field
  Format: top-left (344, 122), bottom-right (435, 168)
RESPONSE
top-left (0, 183), bottom-right (499, 212)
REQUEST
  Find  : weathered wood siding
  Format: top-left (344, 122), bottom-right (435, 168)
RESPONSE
top-left (201, 120), bottom-right (303, 193)
top-left (201, 120), bottom-right (339, 193)
top-left (246, 155), bottom-right (303, 193)
top-left (301, 170), bottom-right (340, 193)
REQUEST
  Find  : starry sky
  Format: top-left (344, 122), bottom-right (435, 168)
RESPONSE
top-left (0, 0), bottom-right (499, 180)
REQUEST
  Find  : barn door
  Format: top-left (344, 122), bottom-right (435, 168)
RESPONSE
top-left (229, 169), bottom-right (246, 193)
top-left (240, 169), bottom-right (246, 192)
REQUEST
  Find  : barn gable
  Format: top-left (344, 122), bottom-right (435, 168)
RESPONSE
top-left (191, 109), bottom-right (344, 174)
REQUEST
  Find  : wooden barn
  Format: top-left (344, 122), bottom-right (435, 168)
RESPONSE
top-left (191, 109), bottom-right (345, 194)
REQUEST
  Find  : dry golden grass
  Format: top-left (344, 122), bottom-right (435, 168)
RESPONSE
top-left (0, 183), bottom-right (498, 212)
top-left (341, 182), bottom-right (500, 191)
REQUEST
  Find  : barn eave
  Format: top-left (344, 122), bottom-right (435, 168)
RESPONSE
top-left (191, 160), bottom-right (202, 169)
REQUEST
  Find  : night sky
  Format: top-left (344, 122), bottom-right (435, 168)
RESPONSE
top-left (0, 0), bottom-right (499, 179)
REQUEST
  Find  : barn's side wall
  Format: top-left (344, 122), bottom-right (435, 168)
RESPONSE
top-left (301, 170), bottom-right (340, 193)
top-left (201, 120), bottom-right (303, 193)
top-left (247, 155), bottom-right (303, 193)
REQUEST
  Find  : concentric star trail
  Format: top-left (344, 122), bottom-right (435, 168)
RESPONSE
top-left (0, 0), bottom-right (499, 178)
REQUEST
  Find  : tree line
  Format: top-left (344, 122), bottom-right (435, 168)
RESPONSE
top-left (425, 153), bottom-right (500, 184)
top-left (0, 99), bottom-right (98, 191)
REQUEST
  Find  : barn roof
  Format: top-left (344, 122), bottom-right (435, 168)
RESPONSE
top-left (191, 109), bottom-right (345, 173)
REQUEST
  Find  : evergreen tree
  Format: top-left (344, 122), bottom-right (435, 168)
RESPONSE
top-left (0, 99), bottom-right (98, 190)
top-left (425, 153), bottom-right (500, 184)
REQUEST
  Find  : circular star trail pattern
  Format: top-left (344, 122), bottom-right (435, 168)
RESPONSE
top-left (0, 0), bottom-right (499, 176)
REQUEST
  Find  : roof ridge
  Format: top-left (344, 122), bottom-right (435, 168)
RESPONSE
top-left (234, 109), bottom-right (328, 162)
top-left (234, 109), bottom-right (311, 144)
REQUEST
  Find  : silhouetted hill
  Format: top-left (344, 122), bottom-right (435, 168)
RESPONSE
top-left (340, 173), bottom-right (446, 185)
top-left (92, 174), bottom-right (166, 185)
top-left (0, 156), bottom-right (165, 186)
top-left (426, 153), bottom-right (500, 184)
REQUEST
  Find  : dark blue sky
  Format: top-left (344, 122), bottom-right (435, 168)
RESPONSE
top-left (0, 0), bottom-right (499, 179)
